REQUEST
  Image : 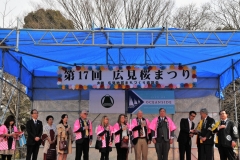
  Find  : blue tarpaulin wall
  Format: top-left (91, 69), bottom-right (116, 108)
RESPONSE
top-left (1, 28), bottom-right (240, 100)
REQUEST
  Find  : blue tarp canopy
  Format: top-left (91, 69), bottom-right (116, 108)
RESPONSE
top-left (1, 27), bottom-right (240, 100)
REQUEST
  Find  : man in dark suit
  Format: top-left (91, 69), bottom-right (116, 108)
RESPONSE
top-left (178, 111), bottom-right (196, 160)
top-left (150, 108), bottom-right (177, 160)
top-left (214, 110), bottom-right (238, 160)
top-left (26, 109), bottom-right (43, 160)
top-left (196, 108), bottom-right (215, 160)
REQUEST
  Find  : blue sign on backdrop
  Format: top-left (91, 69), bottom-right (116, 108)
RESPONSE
top-left (128, 90), bottom-right (175, 114)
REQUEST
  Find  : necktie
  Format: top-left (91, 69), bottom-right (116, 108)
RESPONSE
top-left (202, 119), bottom-right (205, 128)
top-left (221, 121), bottom-right (225, 125)
top-left (84, 120), bottom-right (89, 136)
top-left (139, 119), bottom-right (143, 136)
top-left (34, 120), bottom-right (37, 126)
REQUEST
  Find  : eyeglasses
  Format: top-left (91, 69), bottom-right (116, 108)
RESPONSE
top-left (33, 112), bottom-right (38, 114)
top-left (190, 115), bottom-right (196, 117)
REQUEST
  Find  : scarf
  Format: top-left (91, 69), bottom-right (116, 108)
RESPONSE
top-left (211, 121), bottom-right (220, 144)
top-left (196, 119), bottom-right (203, 144)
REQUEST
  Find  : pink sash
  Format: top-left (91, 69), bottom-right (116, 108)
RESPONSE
top-left (131, 118), bottom-right (151, 138)
top-left (149, 116), bottom-right (176, 139)
top-left (96, 125), bottom-right (113, 148)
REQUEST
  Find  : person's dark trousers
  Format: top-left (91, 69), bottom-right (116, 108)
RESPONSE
top-left (197, 144), bottom-right (201, 160)
top-left (199, 144), bottom-right (213, 160)
top-left (2, 155), bottom-right (12, 160)
top-left (155, 138), bottom-right (170, 160)
top-left (218, 146), bottom-right (236, 160)
top-left (179, 142), bottom-right (191, 160)
top-left (26, 144), bottom-right (40, 160)
top-left (100, 151), bottom-right (109, 160)
top-left (115, 143), bottom-right (128, 160)
top-left (75, 138), bottom-right (89, 160)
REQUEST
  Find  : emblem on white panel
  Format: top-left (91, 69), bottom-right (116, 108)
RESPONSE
top-left (101, 94), bottom-right (114, 108)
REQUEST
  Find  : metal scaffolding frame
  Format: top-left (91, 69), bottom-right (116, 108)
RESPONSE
top-left (21, 28), bottom-right (237, 47)
top-left (0, 27), bottom-right (239, 51)
top-left (1, 27), bottom-right (240, 159)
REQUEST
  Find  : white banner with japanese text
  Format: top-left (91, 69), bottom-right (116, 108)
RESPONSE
top-left (57, 65), bottom-right (197, 89)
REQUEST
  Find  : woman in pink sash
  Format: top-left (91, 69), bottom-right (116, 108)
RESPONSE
top-left (0, 115), bottom-right (20, 160)
top-left (113, 114), bottom-right (129, 160)
top-left (96, 116), bottom-right (113, 160)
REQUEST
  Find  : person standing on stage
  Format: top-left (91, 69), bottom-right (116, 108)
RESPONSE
top-left (149, 108), bottom-right (177, 160)
top-left (177, 111), bottom-right (196, 160)
top-left (0, 115), bottom-right (21, 160)
top-left (131, 110), bottom-right (152, 160)
top-left (57, 114), bottom-right (74, 160)
top-left (96, 116), bottom-right (113, 160)
top-left (73, 110), bottom-right (93, 160)
top-left (214, 110), bottom-right (238, 160)
top-left (113, 114), bottom-right (130, 160)
top-left (26, 109), bottom-right (43, 160)
top-left (195, 108), bottom-right (215, 160)
top-left (42, 115), bottom-right (57, 160)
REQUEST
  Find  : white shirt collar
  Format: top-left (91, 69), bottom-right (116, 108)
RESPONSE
top-left (188, 118), bottom-right (192, 122)
top-left (221, 118), bottom-right (228, 122)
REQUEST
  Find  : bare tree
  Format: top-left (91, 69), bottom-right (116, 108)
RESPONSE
top-left (141, 0), bottom-right (174, 28)
top-left (56, 0), bottom-right (175, 29)
top-left (0, 0), bottom-right (17, 28)
top-left (171, 3), bottom-right (212, 30)
top-left (94, 0), bottom-right (123, 28)
top-left (1, 73), bottom-right (30, 127)
top-left (30, 0), bottom-right (60, 14)
top-left (211, 0), bottom-right (240, 29)
top-left (56, 0), bottom-right (94, 29)
top-left (122, 0), bottom-right (174, 28)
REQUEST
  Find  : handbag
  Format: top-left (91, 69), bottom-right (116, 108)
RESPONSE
top-left (95, 136), bottom-right (102, 149)
top-left (46, 149), bottom-right (56, 160)
top-left (59, 132), bottom-right (68, 150)
top-left (59, 140), bottom-right (68, 150)
top-left (120, 138), bottom-right (128, 148)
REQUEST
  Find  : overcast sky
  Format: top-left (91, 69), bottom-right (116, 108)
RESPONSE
top-left (0, 0), bottom-right (210, 28)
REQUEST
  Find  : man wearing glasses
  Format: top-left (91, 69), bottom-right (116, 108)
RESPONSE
top-left (73, 110), bottom-right (93, 160)
top-left (177, 111), bottom-right (196, 160)
top-left (26, 109), bottom-right (43, 160)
